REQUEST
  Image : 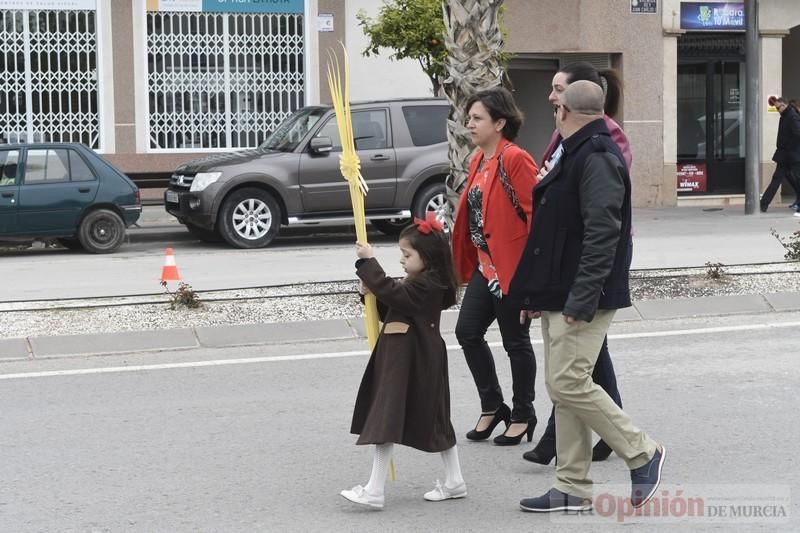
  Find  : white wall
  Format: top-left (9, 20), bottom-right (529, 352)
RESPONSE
top-left (345, 0), bottom-right (433, 101)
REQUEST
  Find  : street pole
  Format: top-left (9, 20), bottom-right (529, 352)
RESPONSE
top-left (744, 0), bottom-right (760, 214)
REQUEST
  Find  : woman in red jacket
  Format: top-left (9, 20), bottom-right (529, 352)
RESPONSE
top-left (452, 87), bottom-right (539, 445)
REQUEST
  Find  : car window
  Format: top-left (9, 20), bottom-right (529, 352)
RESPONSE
top-left (261, 107), bottom-right (326, 152)
top-left (25, 149), bottom-right (70, 184)
top-left (69, 151), bottom-right (96, 181)
top-left (402, 105), bottom-right (449, 146)
top-left (314, 118), bottom-right (344, 151)
top-left (0, 150), bottom-right (20, 186)
top-left (314, 110), bottom-right (389, 151)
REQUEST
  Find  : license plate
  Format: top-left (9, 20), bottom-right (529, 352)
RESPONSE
top-left (165, 190), bottom-right (179, 204)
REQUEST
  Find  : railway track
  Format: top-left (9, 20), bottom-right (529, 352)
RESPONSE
top-left (1, 261), bottom-right (797, 313)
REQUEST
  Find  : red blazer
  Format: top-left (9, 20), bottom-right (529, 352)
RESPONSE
top-left (452, 139), bottom-right (538, 294)
top-left (541, 115), bottom-right (632, 169)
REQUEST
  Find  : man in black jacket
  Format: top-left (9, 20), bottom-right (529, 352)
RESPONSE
top-left (760, 96), bottom-right (800, 213)
top-left (510, 81), bottom-right (665, 513)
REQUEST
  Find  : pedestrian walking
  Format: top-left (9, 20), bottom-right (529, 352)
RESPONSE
top-left (523, 61), bottom-right (631, 466)
top-left (340, 214), bottom-right (465, 509)
top-left (760, 96), bottom-right (800, 214)
top-left (451, 87), bottom-right (539, 446)
top-left (511, 81), bottom-right (665, 513)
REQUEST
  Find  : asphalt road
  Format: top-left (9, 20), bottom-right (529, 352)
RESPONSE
top-left (1, 205), bottom-right (799, 302)
top-left (1, 312), bottom-right (798, 531)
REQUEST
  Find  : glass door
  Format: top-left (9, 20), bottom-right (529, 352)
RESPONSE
top-left (677, 59), bottom-right (745, 194)
top-left (710, 60), bottom-right (745, 193)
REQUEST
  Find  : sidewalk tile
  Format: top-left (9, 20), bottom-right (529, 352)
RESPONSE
top-left (29, 329), bottom-right (198, 357)
top-left (347, 316), bottom-right (368, 338)
top-left (352, 306), bottom-right (638, 337)
top-left (613, 306), bottom-right (643, 322)
top-left (635, 294), bottom-right (771, 320)
top-left (196, 319), bottom-right (355, 347)
top-left (0, 338), bottom-right (30, 360)
top-left (763, 292), bottom-right (800, 311)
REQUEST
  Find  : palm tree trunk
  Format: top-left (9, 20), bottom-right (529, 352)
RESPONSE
top-left (441, 0), bottom-right (506, 222)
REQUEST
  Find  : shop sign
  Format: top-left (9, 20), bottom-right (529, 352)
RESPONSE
top-left (149, 0), bottom-right (303, 13)
top-left (630, 0), bottom-right (657, 14)
top-left (677, 162), bottom-right (708, 192)
top-left (0, 0), bottom-right (95, 9)
top-left (680, 3), bottom-right (745, 30)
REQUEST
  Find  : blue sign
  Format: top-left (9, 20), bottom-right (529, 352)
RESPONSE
top-left (680, 3), bottom-right (745, 30)
top-left (202, 0), bottom-right (304, 14)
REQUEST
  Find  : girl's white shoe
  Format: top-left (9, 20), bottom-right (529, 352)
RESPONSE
top-left (423, 480), bottom-right (468, 501)
top-left (340, 485), bottom-right (385, 509)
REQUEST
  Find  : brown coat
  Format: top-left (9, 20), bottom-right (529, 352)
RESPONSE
top-left (350, 258), bottom-right (456, 453)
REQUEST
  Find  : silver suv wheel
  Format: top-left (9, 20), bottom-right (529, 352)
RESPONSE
top-left (232, 198), bottom-right (272, 240)
top-left (218, 187), bottom-right (281, 248)
top-left (425, 191), bottom-right (447, 223)
top-left (414, 183), bottom-right (449, 233)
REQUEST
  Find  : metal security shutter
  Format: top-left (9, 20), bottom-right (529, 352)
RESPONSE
top-left (678, 34), bottom-right (745, 59)
top-left (0, 9), bottom-right (99, 148)
top-left (558, 54), bottom-right (612, 71)
top-left (146, 10), bottom-right (305, 151)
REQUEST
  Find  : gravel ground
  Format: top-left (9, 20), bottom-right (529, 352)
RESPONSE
top-left (0, 262), bottom-right (798, 340)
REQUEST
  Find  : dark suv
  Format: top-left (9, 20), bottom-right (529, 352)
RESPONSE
top-left (164, 98), bottom-right (449, 248)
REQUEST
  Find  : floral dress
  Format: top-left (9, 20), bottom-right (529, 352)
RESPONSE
top-left (467, 158), bottom-right (503, 299)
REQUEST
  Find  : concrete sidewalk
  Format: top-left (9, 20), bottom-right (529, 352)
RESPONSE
top-left (2, 291), bottom-right (798, 361)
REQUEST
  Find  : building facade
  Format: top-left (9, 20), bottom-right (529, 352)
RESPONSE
top-left (503, 0), bottom-right (800, 207)
top-left (0, 0), bottom-right (798, 207)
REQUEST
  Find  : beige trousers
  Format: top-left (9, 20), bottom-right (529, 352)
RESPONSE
top-left (541, 310), bottom-right (657, 499)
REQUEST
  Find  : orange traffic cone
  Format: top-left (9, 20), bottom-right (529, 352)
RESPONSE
top-left (160, 247), bottom-right (181, 282)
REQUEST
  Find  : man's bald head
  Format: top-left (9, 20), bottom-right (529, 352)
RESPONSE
top-left (562, 80), bottom-right (605, 117)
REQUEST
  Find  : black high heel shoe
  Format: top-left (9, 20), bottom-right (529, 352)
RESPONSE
top-left (522, 437), bottom-right (556, 464)
top-left (466, 403), bottom-right (511, 441)
top-left (493, 415), bottom-right (536, 446)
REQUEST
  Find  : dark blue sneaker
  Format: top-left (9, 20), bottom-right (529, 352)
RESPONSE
top-left (630, 445), bottom-right (666, 508)
top-left (520, 488), bottom-right (592, 513)
top-left (789, 202), bottom-right (799, 210)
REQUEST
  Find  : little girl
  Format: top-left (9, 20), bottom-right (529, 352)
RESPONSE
top-left (340, 214), bottom-right (466, 509)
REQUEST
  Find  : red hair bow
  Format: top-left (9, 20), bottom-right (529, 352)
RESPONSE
top-left (413, 211), bottom-right (444, 234)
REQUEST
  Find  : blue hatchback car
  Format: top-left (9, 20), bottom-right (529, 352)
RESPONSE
top-left (0, 143), bottom-right (141, 253)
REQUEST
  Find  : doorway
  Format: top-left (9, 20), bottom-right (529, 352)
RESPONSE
top-left (677, 35), bottom-right (745, 195)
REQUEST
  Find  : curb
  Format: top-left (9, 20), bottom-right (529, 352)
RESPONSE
top-left (3, 292), bottom-right (800, 361)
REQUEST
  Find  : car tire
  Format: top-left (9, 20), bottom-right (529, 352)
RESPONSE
top-left (185, 223), bottom-right (223, 243)
top-left (77, 209), bottom-right (126, 254)
top-left (57, 237), bottom-right (83, 250)
top-left (370, 218), bottom-right (409, 236)
top-left (413, 182), bottom-right (447, 223)
top-left (218, 187), bottom-right (281, 249)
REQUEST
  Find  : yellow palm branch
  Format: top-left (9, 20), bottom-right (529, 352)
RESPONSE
top-left (327, 44), bottom-right (393, 481)
top-left (326, 46), bottom-right (380, 350)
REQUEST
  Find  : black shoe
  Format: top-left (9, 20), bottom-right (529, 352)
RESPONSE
top-left (760, 203), bottom-right (768, 213)
top-left (592, 440), bottom-right (613, 462)
top-left (494, 416), bottom-right (536, 446)
top-left (630, 445), bottom-right (666, 508)
top-left (522, 437), bottom-right (556, 465)
top-left (465, 403), bottom-right (510, 441)
top-left (520, 488), bottom-right (592, 513)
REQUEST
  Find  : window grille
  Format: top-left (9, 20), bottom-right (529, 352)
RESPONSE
top-left (0, 9), bottom-right (99, 148)
top-left (146, 11), bottom-right (305, 151)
